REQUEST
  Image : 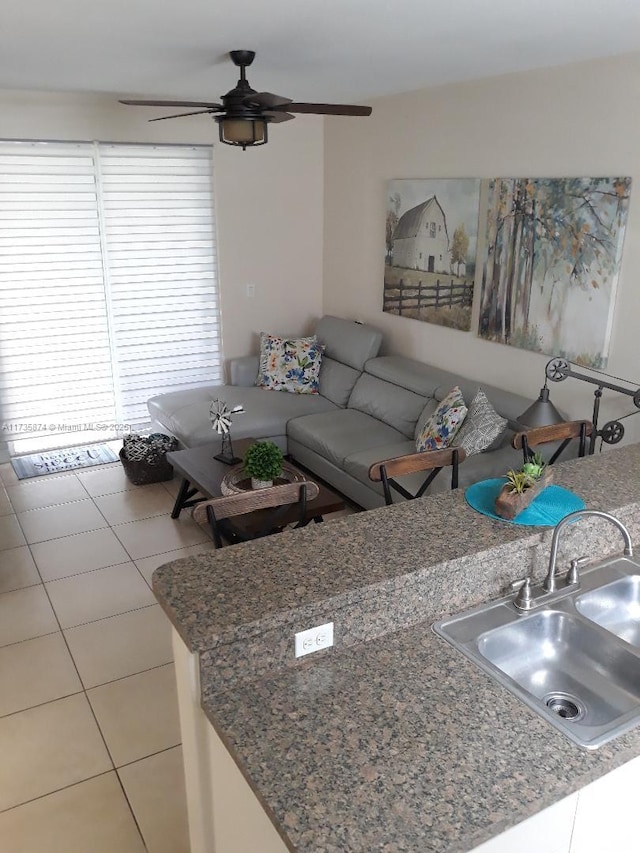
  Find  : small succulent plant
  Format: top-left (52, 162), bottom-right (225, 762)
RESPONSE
top-left (505, 469), bottom-right (535, 494)
top-left (521, 451), bottom-right (546, 481)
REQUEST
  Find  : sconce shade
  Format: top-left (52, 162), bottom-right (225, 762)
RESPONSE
top-left (217, 116), bottom-right (267, 148)
top-left (518, 385), bottom-right (565, 428)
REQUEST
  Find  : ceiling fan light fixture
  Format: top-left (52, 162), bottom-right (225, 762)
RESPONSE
top-left (217, 116), bottom-right (268, 150)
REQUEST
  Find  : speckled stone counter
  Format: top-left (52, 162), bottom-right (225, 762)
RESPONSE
top-left (153, 444), bottom-right (640, 852)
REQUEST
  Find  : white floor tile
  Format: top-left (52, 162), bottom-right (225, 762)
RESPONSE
top-left (0, 772), bottom-right (146, 852)
top-left (0, 633), bottom-right (82, 717)
top-left (0, 585), bottom-right (58, 648)
top-left (118, 747), bottom-right (190, 853)
top-left (76, 464), bottom-right (138, 497)
top-left (64, 605), bottom-right (173, 689)
top-left (0, 546), bottom-right (40, 594)
top-left (31, 527), bottom-right (131, 582)
top-left (0, 514), bottom-right (27, 550)
top-left (0, 693), bottom-right (112, 811)
top-left (46, 562), bottom-right (155, 628)
top-left (18, 499), bottom-right (108, 544)
top-left (0, 486), bottom-right (12, 517)
top-left (135, 542), bottom-right (216, 586)
top-left (88, 664), bottom-right (180, 767)
top-left (0, 463), bottom-right (19, 487)
top-left (113, 513), bottom-right (210, 560)
top-left (162, 477), bottom-right (181, 498)
top-left (94, 483), bottom-right (175, 525)
top-left (6, 474), bottom-right (88, 513)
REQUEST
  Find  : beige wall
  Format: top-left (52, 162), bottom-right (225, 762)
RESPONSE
top-left (323, 52), bottom-right (640, 442)
top-left (0, 89), bottom-right (325, 366)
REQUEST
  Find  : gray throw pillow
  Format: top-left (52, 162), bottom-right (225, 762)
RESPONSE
top-left (454, 388), bottom-right (508, 456)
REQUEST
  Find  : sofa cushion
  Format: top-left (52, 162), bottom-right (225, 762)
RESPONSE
top-left (345, 440), bottom-right (524, 501)
top-left (287, 409), bottom-right (406, 469)
top-left (256, 333), bottom-right (324, 394)
top-left (315, 316), bottom-right (382, 371)
top-left (342, 439), bottom-right (416, 480)
top-left (365, 356), bottom-right (463, 398)
top-left (229, 355), bottom-right (259, 387)
top-left (149, 385), bottom-right (337, 449)
top-left (415, 386), bottom-right (467, 452)
top-left (318, 357), bottom-right (361, 407)
top-left (347, 374), bottom-right (427, 438)
top-left (454, 388), bottom-right (508, 456)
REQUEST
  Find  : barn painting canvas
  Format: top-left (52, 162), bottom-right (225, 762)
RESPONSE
top-left (478, 177), bottom-right (631, 367)
top-left (384, 179), bottom-right (481, 330)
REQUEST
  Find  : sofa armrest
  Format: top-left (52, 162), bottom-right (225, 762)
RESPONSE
top-left (229, 356), bottom-right (259, 387)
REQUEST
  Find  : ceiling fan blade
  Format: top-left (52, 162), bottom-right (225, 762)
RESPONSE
top-left (280, 102), bottom-right (372, 116)
top-left (244, 92), bottom-right (292, 109)
top-left (148, 110), bottom-right (217, 122)
top-left (119, 99), bottom-right (223, 110)
top-left (264, 111), bottom-right (295, 124)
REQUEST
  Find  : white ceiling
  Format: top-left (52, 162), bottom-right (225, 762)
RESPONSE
top-left (1, 0), bottom-right (639, 104)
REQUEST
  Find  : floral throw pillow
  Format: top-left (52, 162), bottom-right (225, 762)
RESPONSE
top-left (256, 333), bottom-right (325, 394)
top-left (454, 388), bottom-right (508, 456)
top-left (415, 386), bottom-right (467, 452)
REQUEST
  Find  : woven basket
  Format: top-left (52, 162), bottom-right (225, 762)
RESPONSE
top-left (119, 433), bottom-right (178, 486)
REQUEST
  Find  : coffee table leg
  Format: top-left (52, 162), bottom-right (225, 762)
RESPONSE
top-left (294, 515), bottom-right (324, 528)
top-left (171, 478), bottom-right (195, 518)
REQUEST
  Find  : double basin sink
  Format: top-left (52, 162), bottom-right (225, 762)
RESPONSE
top-left (434, 556), bottom-right (640, 749)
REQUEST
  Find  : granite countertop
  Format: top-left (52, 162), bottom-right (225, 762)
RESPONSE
top-left (153, 444), bottom-right (640, 852)
top-left (200, 617), bottom-right (640, 853)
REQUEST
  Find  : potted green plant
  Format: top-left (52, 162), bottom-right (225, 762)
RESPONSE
top-left (243, 440), bottom-right (284, 490)
top-left (495, 452), bottom-right (554, 519)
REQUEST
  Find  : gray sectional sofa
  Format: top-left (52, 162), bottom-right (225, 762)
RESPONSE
top-left (148, 315), bottom-right (533, 510)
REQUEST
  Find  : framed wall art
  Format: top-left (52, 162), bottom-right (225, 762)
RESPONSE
top-left (477, 177), bottom-right (632, 367)
top-left (384, 179), bottom-right (481, 331)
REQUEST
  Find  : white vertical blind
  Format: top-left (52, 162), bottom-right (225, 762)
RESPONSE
top-left (0, 141), bottom-right (221, 455)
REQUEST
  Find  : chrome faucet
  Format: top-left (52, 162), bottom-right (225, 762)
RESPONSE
top-left (543, 509), bottom-right (634, 592)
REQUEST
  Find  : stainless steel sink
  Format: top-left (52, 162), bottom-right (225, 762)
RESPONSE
top-left (434, 555), bottom-right (640, 749)
top-left (576, 574), bottom-right (640, 647)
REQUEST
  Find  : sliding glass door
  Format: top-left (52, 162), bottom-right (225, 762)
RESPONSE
top-left (0, 141), bottom-right (221, 455)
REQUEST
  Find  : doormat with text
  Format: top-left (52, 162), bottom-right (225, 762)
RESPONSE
top-left (11, 444), bottom-right (118, 479)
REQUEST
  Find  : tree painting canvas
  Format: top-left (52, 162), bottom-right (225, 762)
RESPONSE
top-left (478, 177), bottom-right (631, 367)
top-left (384, 179), bottom-right (481, 331)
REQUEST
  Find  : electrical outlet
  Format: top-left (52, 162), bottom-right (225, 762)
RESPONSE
top-left (245, 283), bottom-right (256, 298)
top-left (294, 621), bottom-right (334, 658)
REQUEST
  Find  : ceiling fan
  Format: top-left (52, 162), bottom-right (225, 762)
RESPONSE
top-left (120, 50), bottom-right (373, 150)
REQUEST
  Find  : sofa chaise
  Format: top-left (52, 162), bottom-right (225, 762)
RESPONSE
top-left (148, 315), bottom-right (536, 510)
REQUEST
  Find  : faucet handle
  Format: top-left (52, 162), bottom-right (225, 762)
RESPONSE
top-left (566, 555), bottom-right (590, 586)
top-left (513, 578), bottom-right (534, 611)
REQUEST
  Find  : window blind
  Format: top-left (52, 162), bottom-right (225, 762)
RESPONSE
top-left (0, 141), bottom-right (221, 455)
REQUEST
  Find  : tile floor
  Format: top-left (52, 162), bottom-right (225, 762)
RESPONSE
top-left (0, 456), bottom-right (217, 852)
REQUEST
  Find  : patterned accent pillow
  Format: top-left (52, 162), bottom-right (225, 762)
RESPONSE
top-left (256, 333), bottom-right (325, 394)
top-left (415, 386), bottom-right (467, 452)
top-left (454, 388), bottom-right (508, 456)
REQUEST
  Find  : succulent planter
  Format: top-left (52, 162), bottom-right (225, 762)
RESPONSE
top-left (495, 468), bottom-right (554, 520)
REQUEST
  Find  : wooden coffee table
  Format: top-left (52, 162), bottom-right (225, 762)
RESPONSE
top-left (167, 438), bottom-right (345, 532)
